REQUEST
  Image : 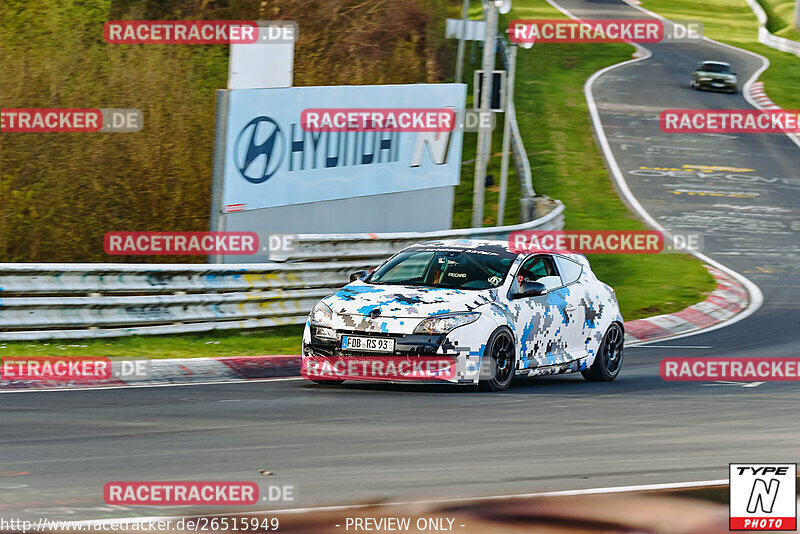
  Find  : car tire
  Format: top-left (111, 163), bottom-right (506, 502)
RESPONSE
top-left (581, 322), bottom-right (624, 382)
top-left (479, 328), bottom-right (516, 392)
top-left (308, 379), bottom-right (345, 385)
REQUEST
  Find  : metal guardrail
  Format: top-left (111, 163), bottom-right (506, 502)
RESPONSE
top-left (0, 200), bottom-right (565, 340)
top-left (746, 0), bottom-right (800, 56)
top-left (497, 36), bottom-right (538, 222)
top-left (275, 199), bottom-right (564, 261)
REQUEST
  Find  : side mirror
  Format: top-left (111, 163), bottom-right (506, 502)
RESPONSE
top-left (512, 280), bottom-right (547, 299)
top-left (732, 71), bottom-right (738, 75)
top-left (349, 270), bottom-right (369, 282)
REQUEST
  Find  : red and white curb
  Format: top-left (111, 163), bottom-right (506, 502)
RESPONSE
top-left (625, 264), bottom-right (747, 344)
top-left (0, 355), bottom-right (299, 391)
top-left (749, 81), bottom-right (800, 145)
top-left (749, 81), bottom-right (780, 110)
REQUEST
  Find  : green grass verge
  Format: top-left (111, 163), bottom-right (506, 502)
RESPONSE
top-left (498, 1), bottom-right (716, 317)
top-left (639, 0), bottom-right (800, 108)
top-left (0, 0), bottom-right (719, 359)
top-left (511, 43), bottom-right (715, 322)
top-left (0, 327), bottom-right (304, 359)
top-left (457, 1), bottom-right (715, 325)
top-left (759, 0), bottom-right (800, 40)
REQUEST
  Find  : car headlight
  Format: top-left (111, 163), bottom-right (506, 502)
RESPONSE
top-left (310, 302), bottom-right (333, 327)
top-left (414, 312), bottom-right (481, 335)
top-left (309, 302), bottom-right (337, 340)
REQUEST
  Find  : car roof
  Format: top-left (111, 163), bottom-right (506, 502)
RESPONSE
top-left (404, 238), bottom-right (589, 263)
top-left (699, 60), bottom-right (731, 67)
top-left (405, 239), bottom-right (516, 254)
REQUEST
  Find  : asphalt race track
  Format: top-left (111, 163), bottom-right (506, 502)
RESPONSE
top-left (2, 372), bottom-right (799, 521)
top-left (3, 0), bottom-right (800, 522)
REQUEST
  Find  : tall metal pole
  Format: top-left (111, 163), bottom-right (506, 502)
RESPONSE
top-left (455, 0), bottom-right (470, 83)
top-left (795, 0), bottom-right (800, 30)
top-left (472, 2), bottom-right (497, 228)
top-left (497, 44), bottom-right (516, 226)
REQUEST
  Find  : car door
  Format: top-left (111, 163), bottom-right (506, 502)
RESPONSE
top-left (508, 255), bottom-right (585, 370)
top-left (553, 255), bottom-right (588, 360)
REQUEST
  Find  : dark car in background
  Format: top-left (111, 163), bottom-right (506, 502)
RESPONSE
top-left (690, 60), bottom-right (738, 93)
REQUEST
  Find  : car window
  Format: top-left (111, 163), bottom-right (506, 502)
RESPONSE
top-left (368, 247), bottom-right (516, 290)
top-left (515, 256), bottom-right (562, 291)
top-left (375, 251), bottom-right (434, 281)
top-left (701, 63), bottom-right (731, 73)
top-left (554, 256), bottom-right (583, 285)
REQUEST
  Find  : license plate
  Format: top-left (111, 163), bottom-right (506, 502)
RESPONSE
top-left (711, 83), bottom-right (724, 87)
top-left (342, 336), bottom-right (395, 353)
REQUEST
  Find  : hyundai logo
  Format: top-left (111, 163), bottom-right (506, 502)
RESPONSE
top-left (369, 308), bottom-right (382, 319)
top-left (233, 116), bottom-right (285, 184)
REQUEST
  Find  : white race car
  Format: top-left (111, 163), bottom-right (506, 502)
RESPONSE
top-left (301, 240), bottom-right (624, 391)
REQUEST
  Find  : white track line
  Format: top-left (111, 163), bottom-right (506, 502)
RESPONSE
top-left (0, 376), bottom-right (304, 394)
top-left (630, 345), bottom-right (712, 349)
top-left (547, 0), bottom-right (764, 344)
top-left (72, 478), bottom-right (729, 526)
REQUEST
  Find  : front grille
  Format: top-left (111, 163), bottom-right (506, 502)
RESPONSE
top-left (336, 329), bottom-right (403, 339)
top-left (307, 329), bottom-right (447, 357)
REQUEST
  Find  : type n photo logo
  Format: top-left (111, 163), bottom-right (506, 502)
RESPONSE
top-left (730, 463), bottom-right (797, 530)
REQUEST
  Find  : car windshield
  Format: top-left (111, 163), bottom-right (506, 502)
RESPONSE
top-left (368, 247), bottom-right (516, 290)
top-left (701, 63), bottom-right (731, 73)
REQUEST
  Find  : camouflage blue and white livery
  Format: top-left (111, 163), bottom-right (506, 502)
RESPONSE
top-left (301, 239), bottom-right (624, 391)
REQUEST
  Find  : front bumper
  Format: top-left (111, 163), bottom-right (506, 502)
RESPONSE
top-left (301, 326), bottom-right (482, 384)
top-left (697, 79), bottom-right (736, 92)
